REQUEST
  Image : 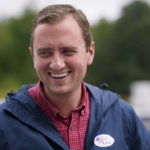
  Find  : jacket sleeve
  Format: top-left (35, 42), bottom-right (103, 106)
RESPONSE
top-left (120, 99), bottom-right (150, 150)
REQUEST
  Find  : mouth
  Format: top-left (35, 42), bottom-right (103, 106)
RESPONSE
top-left (49, 72), bottom-right (70, 79)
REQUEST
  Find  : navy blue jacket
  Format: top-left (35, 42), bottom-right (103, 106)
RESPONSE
top-left (0, 83), bottom-right (150, 150)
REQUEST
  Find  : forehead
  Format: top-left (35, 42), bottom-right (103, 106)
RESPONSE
top-left (32, 15), bottom-right (86, 49)
top-left (36, 14), bottom-right (81, 31)
top-left (33, 14), bottom-right (83, 40)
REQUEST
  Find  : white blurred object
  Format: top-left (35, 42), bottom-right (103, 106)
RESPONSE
top-left (130, 80), bottom-right (150, 131)
top-left (0, 99), bottom-right (5, 104)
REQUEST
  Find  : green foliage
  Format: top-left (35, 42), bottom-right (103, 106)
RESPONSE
top-left (85, 1), bottom-right (150, 96)
top-left (0, 77), bottom-right (20, 98)
top-left (1, 1), bottom-right (150, 97)
top-left (0, 8), bottom-right (38, 97)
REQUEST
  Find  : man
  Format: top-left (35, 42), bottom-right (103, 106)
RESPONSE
top-left (0, 4), bottom-right (150, 150)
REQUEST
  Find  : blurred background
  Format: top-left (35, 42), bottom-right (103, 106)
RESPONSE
top-left (0, 0), bottom-right (150, 131)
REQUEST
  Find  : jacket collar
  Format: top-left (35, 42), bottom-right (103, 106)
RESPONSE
top-left (3, 85), bottom-right (69, 150)
top-left (84, 83), bottom-right (120, 149)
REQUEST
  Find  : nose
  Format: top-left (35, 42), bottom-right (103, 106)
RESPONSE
top-left (49, 53), bottom-right (65, 71)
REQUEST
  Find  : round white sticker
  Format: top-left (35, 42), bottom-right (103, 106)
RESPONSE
top-left (94, 134), bottom-right (115, 147)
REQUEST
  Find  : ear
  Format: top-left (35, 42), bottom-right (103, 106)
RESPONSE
top-left (87, 42), bottom-right (95, 66)
top-left (29, 46), bottom-right (34, 58)
top-left (29, 47), bottom-right (36, 69)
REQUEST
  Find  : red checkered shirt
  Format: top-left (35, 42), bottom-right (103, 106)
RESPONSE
top-left (28, 81), bottom-right (90, 150)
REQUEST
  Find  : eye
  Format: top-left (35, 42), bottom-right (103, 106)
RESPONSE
top-left (62, 49), bottom-right (77, 56)
top-left (38, 51), bottom-right (53, 57)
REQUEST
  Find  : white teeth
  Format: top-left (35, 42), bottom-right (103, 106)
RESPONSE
top-left (51, 72), bottom-right (68, 78)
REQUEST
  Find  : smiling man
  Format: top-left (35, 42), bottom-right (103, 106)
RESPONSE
top-left (0, 4), bottom-right (150, 150)
top-left (30, 14), bottom-right (94, 116)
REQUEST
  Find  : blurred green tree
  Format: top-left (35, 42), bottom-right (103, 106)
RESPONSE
top-left (1, 1), bottom-right (150, 97)
top-left (0, 9), bottom-right (38, 91)
top-left (86, 1), bottom-right (150, 96)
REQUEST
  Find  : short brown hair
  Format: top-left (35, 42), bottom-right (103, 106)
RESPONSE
top-left (30, 4), bottom-right (93, 50)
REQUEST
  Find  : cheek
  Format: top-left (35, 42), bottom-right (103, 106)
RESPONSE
top-left (67, 57), bottom-right (81, 69)
top-left (33, 59), bottom-right (48, 72)
top-left (68, 55), bottom-right (88, 69)
top-left (72, 59), bottom-right (88, 74)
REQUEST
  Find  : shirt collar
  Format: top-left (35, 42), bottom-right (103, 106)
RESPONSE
top-left (28, 81), bottom-right (89, 118)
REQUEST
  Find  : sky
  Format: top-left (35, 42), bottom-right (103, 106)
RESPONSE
top-left (0, 0), bottom-right (150, 25)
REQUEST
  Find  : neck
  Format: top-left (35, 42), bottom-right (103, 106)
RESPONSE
top-left (43, 85), bottom-right (82, 116)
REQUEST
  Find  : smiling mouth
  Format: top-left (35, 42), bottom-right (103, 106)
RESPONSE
top-left (49, 72), bottom-right (70, 79)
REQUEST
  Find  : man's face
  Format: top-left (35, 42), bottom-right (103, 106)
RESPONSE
top-left (31, 15), bottom-right (94, 98)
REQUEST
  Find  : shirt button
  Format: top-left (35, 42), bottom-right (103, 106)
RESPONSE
top-left (70, 126), bottom-right (74, 131)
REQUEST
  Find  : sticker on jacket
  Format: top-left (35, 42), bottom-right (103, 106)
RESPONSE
top-left (94, 134), bottom-right (115, 147)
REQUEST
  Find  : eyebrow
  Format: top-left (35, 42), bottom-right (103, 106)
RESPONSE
top-left (60, 46), bottom-right (77, 50)
top-left (37, 48), bottom-right (52, 51)
top-left (37, 46), bottom-right (77, 52)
